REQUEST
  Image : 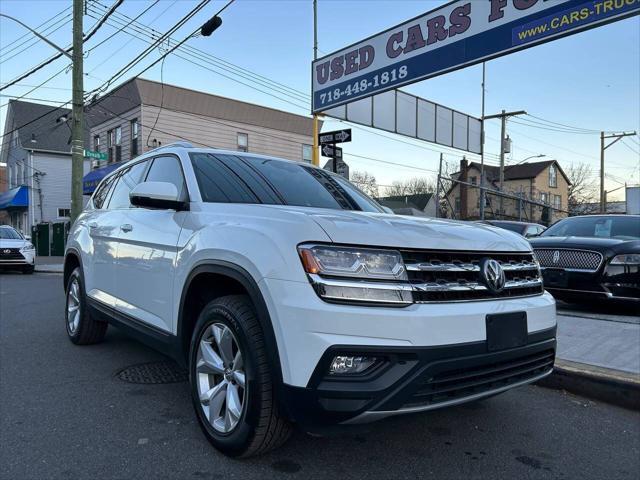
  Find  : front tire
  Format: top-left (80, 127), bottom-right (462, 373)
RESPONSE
top-left (22, 265), bottom-right (34, 274)
top-left (189, 295), bottom-right (291, 457)
top-left (65, 267), bottom-right (107, 345)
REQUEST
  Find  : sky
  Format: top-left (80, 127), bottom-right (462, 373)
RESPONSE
top-left (1, 0), bottom-right (639, 201)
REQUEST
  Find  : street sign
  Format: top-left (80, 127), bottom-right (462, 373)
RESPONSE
top-left (323, 159), bottom-right (350, 180)
top-left (83, 149), bottom-right (107, 161)
top-left (319, 129), bottom-right (352, 145)
top-left (312, 0), bottom-right (639, 112)
top-left (321, 144), bottom-right (342, 160)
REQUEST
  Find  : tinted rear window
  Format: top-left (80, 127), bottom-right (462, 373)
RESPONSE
top-left (190, 153), bottom-right (382, 212)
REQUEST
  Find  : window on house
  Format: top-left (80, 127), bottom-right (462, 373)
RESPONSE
top-left (549, 164), bottom-right (557, 188)
top-left (470, 176), bottom-right (477, 185)
top-left (57, 208), bottom-right (71, 218)
top-left (115, 126), bottom-right (122, 162)
top-left (553, 194), bottom-right (562, 210)
top-left (130, 119), bottom-right (139, 157)
top-left (540, 192), bottom-right (548, 204)
top-left (107, 129), bottom-right (114, 163)
top-left (16, 164), bottom-right (22, 186)
top-left (9, 165), bottom-right (15, 188)
top-left (455, 197), bottom-right (461, 213)
top-left (302, 144), bottom-right (313, 164)
top-left (237, 133), bottom-right (248, 152)
top-left (93, 135), bottom-right (100, 152)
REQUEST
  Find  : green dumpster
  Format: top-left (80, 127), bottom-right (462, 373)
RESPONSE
top-left (51, 222), bottom-right (68, 256)
top-left (32, 223), bottom-right (50, 257)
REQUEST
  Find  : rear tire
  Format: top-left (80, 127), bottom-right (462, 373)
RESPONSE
top-left (65, 267), bottom-right (107, 345)
top-left (189, 295), bottom-right (291, 457)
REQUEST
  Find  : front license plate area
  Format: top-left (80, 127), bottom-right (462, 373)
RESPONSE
top-left (486, 312), bottom-right (528, 352)
top-left (542, 269), bottom-right (568, 288)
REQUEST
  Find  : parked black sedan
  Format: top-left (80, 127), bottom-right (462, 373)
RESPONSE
top-left (477, 220), bottom-right (546, 238)
top-left (530, 215), bottom-right (640, 303)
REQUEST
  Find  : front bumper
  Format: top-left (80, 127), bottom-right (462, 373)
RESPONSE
top-left (259, 278), bottom-right (557, 425)
top-left (542, 265), bottom-right (640, 302)
top-left (0, 249), bottom-right (35, 268)
top-left (280, 328), bottom-right (556, 426)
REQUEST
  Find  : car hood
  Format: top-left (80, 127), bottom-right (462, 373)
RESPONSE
top-left (529, 236), bottom-right (640, 253)
top-left (263, 206), bottom-right (531, 251)
top-left (0, 239), bottom-right (28, 249)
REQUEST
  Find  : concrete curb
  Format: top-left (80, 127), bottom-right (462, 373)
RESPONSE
top-left (35, 265), bottom-right (63, 274)
top-left (538, 359), bottom-right (640, 411)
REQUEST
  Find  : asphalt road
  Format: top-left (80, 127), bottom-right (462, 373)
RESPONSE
top-left (1, 273), bottom-right (639, 480)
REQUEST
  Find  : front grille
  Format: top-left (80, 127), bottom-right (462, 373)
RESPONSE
top-left (400, 250), bottom-right (543, 302)
top-left (533, 249), bottom-right (602, 271)
top-left (0, 248), bottom-right (24, 260)
top-left (404, 349), bottom-right (555, 408)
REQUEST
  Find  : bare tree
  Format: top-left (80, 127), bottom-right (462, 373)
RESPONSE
top-left (566, 163), bottom-right (599, 215)
top-left (350, 170), bottom-right (379, 197)
top-left (384, 177), bottom-right (435, 197)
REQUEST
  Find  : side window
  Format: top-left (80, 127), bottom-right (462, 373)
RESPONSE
top-left (145, 156), bottom-right (187, 200)
top-left (92, 174), bottom-right (118, 209)
top-left (106, 161), bottom-right (149, 209)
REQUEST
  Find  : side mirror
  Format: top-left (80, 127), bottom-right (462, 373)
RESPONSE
top-left (129, 182), bottom-right (188, 211)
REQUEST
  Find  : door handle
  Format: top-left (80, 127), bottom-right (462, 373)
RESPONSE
top-left (120, 224), bottom-right (133, 233)
top-left (88, 222), bottom-right (98, 229)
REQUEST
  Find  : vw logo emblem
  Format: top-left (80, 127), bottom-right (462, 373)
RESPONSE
top-left (480, 258), bottom-right (506, 294)
top-left (552, 250), bottom-right (560, 264)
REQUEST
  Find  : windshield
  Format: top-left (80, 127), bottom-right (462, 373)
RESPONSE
top-left (0, 227), bottom-right (23, 240)
top-left (490, 222), bottom-right (524, 234)
top-left (190, 153), bottom-right (383, 213)
top-left (542, 216), bottom-right (640, 240)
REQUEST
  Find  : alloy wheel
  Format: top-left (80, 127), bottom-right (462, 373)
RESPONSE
top-left (196, 323), bottom-right (246, 433)
top-left (66, 277), bottom-right (81, 334)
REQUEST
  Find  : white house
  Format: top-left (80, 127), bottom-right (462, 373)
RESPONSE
top-left (0, 100), bottom-right (91, 234)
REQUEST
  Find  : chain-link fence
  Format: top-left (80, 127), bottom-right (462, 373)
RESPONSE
top-left (437, 176), bottom-right (570, 226)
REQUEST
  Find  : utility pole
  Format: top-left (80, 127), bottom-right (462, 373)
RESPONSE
top-left (600, 131), bottom-right (636, 213)
top-left (312, 0), bottom-right (320, 167)
top-left (70, 0), bottom-right (84, 223)
top-left (435, 153), bottom-right (443, 218)
top-left (479, 63), bottom-right (486, 220)
top-left (484, 109), bottom-right (526, 216)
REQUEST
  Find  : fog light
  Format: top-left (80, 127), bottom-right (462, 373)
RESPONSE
top-left (329, 356), bottom-right (378, 375)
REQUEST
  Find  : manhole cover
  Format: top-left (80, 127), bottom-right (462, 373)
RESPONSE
top-left (116, 361), bottom-right (188, 384)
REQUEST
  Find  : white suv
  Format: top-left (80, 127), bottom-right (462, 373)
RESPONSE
top-left (64, 142), bottom-right (556, 457)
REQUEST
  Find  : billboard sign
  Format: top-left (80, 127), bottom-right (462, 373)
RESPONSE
top-left (324, 88), bottom-right (482, 153)
top-left (312, 0), bottom-right (639, 112)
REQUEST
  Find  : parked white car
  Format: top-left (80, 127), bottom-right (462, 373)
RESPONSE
top-left (64, 142), bottom-right (557, 457)
top-left (0, 225), bottom-right (35, 274)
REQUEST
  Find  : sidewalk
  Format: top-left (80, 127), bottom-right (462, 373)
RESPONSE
top-left (556, 313), bottom-right (640, 375)
top-left (35, 256), bottom-right (63, 273)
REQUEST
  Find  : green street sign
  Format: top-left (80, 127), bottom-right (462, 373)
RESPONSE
top-left (84, 149), bottom-right (107, 161)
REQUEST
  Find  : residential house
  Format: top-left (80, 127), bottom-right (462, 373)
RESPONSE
top-left (446, 159), bottom-right (570, 225)
top-left (377, 193), bottom-right (438, 217)
top-left (84, 77), bottom-right (318, 174)
top-left (0, 100), bottom-right (91, 234)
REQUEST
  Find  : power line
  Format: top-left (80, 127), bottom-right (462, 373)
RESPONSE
top-left (85, 0), bottom-right (213, 99)
top-left (0, 1), bottom-right (124, 93)
top-left (524, 114), bottom-right (605, 134)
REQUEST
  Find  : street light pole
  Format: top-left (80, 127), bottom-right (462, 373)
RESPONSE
top-left (0, 14), bottom-right (72, 59)
top-left (70, 0), bottom-right (84, 223)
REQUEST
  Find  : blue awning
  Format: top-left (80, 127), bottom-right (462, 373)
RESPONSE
top-left (83, 161), bottom-right (124, 195)
top-left (0, 186), bottom-right (28, 210)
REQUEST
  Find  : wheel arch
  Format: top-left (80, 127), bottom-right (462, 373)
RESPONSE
top-left (63, 248), bottom-right (83, 291)
top-left (177, 261), bottom-right (283, 386)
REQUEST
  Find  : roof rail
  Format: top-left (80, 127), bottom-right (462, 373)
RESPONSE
top-left (145, 141), bottom-right (194, 154)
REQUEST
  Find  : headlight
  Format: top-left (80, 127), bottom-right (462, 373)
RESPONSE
top-left (298, 245), bottom-right (412, 306)
top-left (298, 245), bottom-right (407, 281)
top-left (610, 254), bottom-right (640, 265)
top-left (20, 243), bottom-right (35, 251)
